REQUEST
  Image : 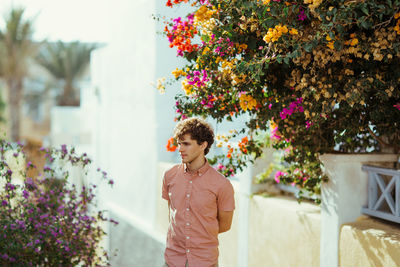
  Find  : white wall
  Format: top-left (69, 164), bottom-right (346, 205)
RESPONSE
top-left (90, 0), bottom-right (159, 225)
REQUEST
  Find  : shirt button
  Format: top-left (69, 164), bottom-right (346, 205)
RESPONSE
top-left (199, 173), bottom-right (202, 176)
top-left (186, 236), bottom-right (190, 239)
top-left (187, 249), bottom-right (190, 253)
top-left (186, 222), bottom-right (190, 226)
top-left (189, 181), bottom-right (192, 183)
top-left (186, 208), bottom-right (189, 211)
top-left (186, 194), bottom-right (190, 198)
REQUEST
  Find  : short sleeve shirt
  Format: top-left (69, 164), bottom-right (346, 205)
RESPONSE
top-left (162, 161), bottom-right (235, 267)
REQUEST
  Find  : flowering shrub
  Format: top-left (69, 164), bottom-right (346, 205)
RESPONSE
top-left (0, 140), bottom-right (117, 266)
top-left (160, 0), bottom-right (400, 199)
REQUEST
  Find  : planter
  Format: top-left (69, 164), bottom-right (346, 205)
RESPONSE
top-left (319, 153), bottom-right (398, 267)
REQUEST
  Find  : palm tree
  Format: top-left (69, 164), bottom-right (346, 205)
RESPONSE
top-left (36, 41), bottom-right (97, 106)
top-left (0, 7), bottom-right (36, 141)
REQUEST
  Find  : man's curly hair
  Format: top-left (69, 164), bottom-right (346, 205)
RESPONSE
top-left (173, 118), bottom-right (214, 155)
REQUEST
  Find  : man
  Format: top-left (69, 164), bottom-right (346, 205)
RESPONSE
top-left (162, 118), bottom-right (235, 267)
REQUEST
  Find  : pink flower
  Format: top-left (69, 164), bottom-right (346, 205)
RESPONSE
top-left (274, 171), bottom-right (287, 183)
top-left (394, 103), bottom-right (400, 110)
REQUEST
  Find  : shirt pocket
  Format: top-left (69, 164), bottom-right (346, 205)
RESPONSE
top-left (194, 190), bottom-right (217, 217)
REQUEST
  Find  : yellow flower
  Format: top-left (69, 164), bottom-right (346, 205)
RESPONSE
top-left (194, 5), bottom-right (215, 23)
top-left (156, 77), bottom-right (166, 94)
top-left (263, 24), bottom-right (290, 43)
top-left (239, 94), bottom-right (257, 111)
top-left (202, 47), bottom-right (210, 55)
top-left (181, 79), bottom-right (194, 95)
top-left (327, 41), bottom-right (334, 49)
top-left (350, 38), bottom-right (358, 46)
top-left (395, 12), bottom-right (400, 19)
top-left (172, 68), bottom-right (187, 79)
top-left (289, 28), bottom-right (298, 35)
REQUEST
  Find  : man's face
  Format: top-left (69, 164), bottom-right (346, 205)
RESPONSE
top-left (178, 134), bottom-right (206, 164)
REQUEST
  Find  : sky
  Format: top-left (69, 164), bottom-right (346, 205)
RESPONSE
top-left (0, 0), bottom-right (110, 43)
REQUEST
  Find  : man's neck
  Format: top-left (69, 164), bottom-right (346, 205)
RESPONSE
top-left (186, 157), bottom-right (206, 173)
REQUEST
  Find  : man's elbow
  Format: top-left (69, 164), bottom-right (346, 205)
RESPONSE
top-left (218, 224), bottom-right (231, 233)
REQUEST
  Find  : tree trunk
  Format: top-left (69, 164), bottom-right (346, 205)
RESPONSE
top-left (7, 78), bottom-right (22, 142)
top-left (59, 81), bottom-right (79, 106)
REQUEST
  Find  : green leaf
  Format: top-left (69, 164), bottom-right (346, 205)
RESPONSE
top-left (201, 35), bottom-right (210, 43)
top-left (283, 7), bottom-right (289, 17)
top-left (283, 57), bottom-right (289, 65)
top-left (304, 43), bottom-right (313, 52)
top-left (361, 6), bottom-right (369, 15)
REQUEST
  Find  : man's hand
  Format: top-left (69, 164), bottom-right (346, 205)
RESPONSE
top-left (218, 210), bottom-right (234, 233)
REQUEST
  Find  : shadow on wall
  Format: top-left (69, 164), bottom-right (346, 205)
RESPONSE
top-left (109, 212), bottom-right (166, 267)
top-left (349, 218), bottom-right (400, 267)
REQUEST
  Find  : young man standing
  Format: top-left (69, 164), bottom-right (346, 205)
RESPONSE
top-left (162, 118), bottom-right (235, 267)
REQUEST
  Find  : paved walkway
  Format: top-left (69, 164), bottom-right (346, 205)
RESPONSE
top-left (109, 212), bottom-right (165, 267)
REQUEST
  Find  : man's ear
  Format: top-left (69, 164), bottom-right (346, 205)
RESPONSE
top-left (201, 141), bottom-right (208, 151)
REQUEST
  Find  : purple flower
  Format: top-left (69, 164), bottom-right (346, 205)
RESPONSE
top-left (40, 214), bottom-right (49, 220)
top-left (43, 166), bottom-right (51, 172)
top-left (61, 144), bottom-right (68, 154)
top-left (23, 190), bottom-right (29, 199)
top-left (5, 183), bottom-right (16, 191)
top-left (1, 200), bottom-right (7, 206)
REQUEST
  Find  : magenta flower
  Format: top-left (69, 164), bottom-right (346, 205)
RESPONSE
top-left (279, 98), bottom-right (304, 120)
top-left (306, 120), bottom-right (313, 129)
top-left (298, 8), bottom-right (306, 21)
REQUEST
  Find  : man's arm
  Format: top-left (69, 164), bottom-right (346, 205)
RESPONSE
top-left (168, 201), bottom-right (171, 222)
top-left (218, 210), bottom-right (234, 233)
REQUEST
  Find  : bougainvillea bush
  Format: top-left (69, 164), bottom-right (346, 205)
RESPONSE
top-left (160, 0), bottom-right (400, 199)
top-left (0, 140), bottom-right (116, 266)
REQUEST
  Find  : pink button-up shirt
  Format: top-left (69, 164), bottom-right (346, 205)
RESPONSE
top-left (162, 162), bottom-right (235, 267)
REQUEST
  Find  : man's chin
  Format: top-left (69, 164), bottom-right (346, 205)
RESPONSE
top-left (181, 158), bottom-right (190, 163)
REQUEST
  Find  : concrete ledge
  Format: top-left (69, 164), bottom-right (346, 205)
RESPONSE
top-left (340, 216), bottom-right (400, 267)
top-left (249, 195), bottom-right (321, 267)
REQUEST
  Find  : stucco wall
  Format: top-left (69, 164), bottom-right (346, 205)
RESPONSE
top-left (249, 195), bottom-right (321, 267)
top-left (340, 216), bottom-right (400, 267)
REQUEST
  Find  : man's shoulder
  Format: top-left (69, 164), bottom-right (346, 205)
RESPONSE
top-left (206, 166), bottom-right (231, 185)
top-left (164, 164), bottom-right (182, 180)
top-left (207, 166), bottom-right (226, 179)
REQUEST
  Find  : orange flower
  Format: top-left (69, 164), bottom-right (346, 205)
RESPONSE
top-left (166, 137), bottom-right (178, 152)
top-left (238, 136), bottom-right (249, 154)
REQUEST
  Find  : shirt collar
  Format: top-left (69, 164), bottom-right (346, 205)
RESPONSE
top-left (183, 159), bottom-right (210, 176)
